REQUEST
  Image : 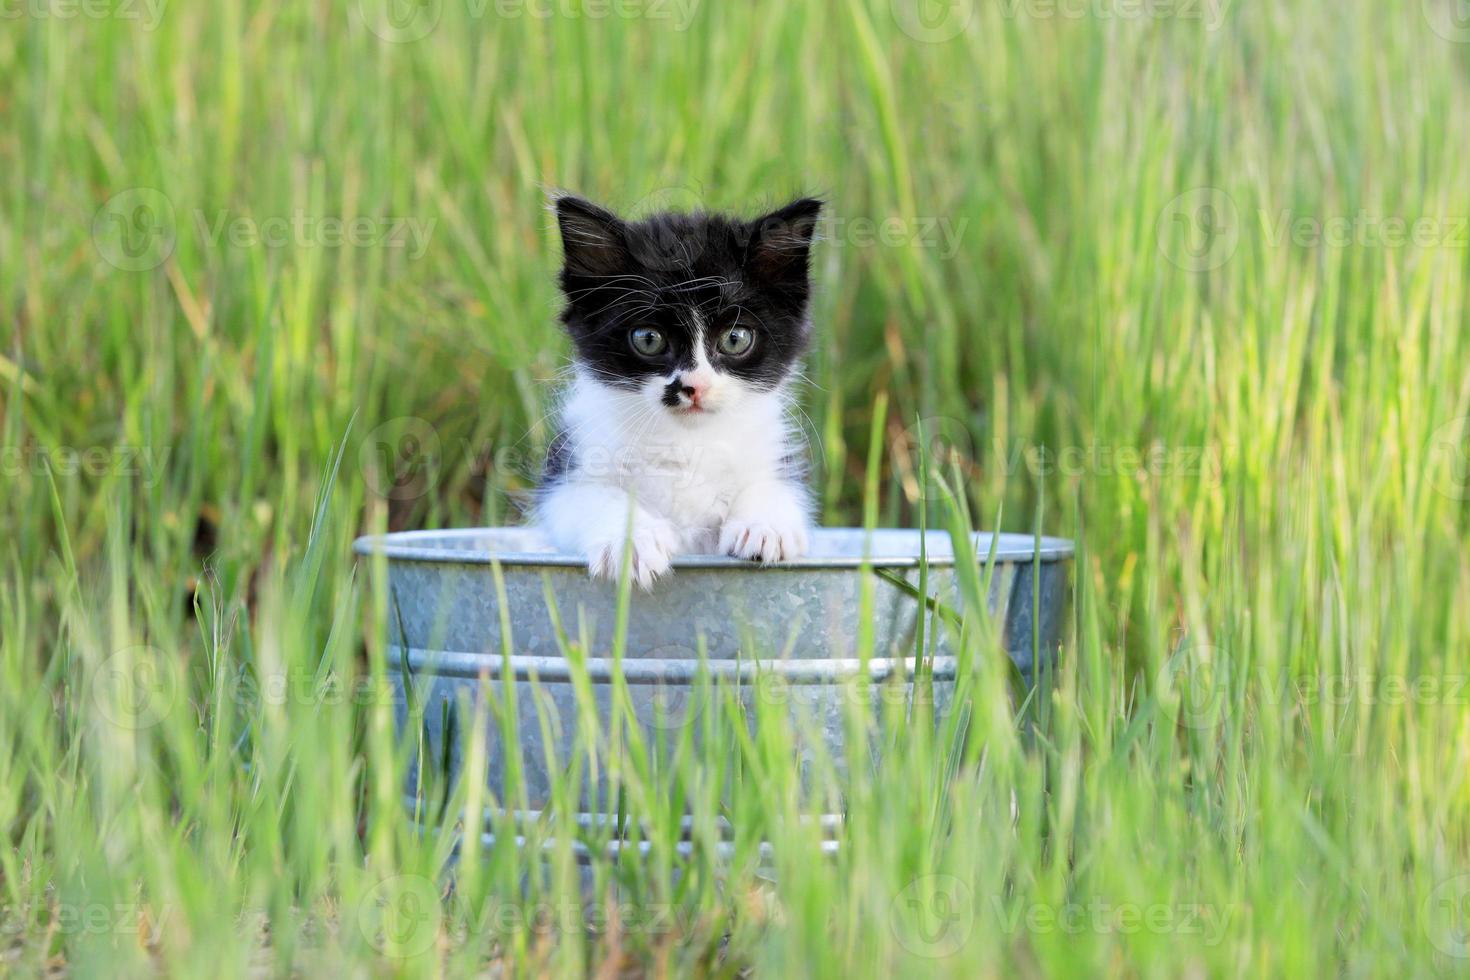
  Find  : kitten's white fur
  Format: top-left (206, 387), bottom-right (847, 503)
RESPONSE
top-left (537, 349), bottom-right (810, 590)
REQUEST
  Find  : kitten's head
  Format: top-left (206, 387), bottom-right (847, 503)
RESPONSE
top-left (553, 194), bottom-right (822, 419)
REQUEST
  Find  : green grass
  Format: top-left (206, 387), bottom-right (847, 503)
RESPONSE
top-left (5, 0), bottom-right (1470, 974)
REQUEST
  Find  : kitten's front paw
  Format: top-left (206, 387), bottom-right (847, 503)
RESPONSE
top-left (586, 520), bottom-right (680, 591)
top-left (719, 518), bottom-right (808, 564)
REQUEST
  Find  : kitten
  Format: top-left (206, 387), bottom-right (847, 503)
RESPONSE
top-left (536, 194), bottom-right (823, 589)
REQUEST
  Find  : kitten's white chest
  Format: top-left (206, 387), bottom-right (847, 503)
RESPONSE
top-left (558, 378), bottom-right (788, 547)
top-left (538, 374), bottom-right (812, 582)
top-left (606, 430), bottom-right (740, 542)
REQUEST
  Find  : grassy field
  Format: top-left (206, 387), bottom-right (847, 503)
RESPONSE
top-left (5, 0), bottom-right (1470, 974)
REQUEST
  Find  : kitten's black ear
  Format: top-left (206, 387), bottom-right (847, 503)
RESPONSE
top-left (745, 198), bottom-right (823, 283)
top-left (555, 195), bottom-right (628, 276)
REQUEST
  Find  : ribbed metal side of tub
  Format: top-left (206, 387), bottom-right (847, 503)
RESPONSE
top-left (356, 528), bottom-right (1073, 847)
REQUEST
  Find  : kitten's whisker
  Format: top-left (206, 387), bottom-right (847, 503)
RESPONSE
top-left (556, 395), bottom-right (662, 453)
top-left (787, 402), bottom-right (825, 461)
top-left (787, 368), bottom-right (828, 393)
top-left (585, 297), bottom-right (656, 320)
top-left (562, 284), bottom-right (657, 302)
top-left (663, 275), bottom-right (731, 294)
top-left (604, 308), bottom-right (659, 333)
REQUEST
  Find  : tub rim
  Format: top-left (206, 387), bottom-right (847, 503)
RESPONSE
top-left (353, 526), bottom-right (1075, 569)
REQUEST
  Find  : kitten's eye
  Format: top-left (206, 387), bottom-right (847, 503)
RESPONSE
top-left (629, 327), bottom-right (667, 357)
top-left (718, 326), bottom-right (755, 357)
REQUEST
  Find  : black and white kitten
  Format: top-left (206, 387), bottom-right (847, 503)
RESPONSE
top-left (537, 194), bottom-right (823, 589)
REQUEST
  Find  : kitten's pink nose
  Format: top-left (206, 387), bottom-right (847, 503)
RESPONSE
top-left (675, 370), bottom-right (713, 410)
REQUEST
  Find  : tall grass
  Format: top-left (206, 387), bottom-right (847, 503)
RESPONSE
top-left (4, 0), bottom-right (1470, 974)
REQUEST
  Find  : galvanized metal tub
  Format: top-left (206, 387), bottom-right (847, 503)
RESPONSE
top-left (354, 527), bottom-right (1073, 854)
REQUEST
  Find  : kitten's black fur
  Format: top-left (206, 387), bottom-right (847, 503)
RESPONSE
top-left (553, 195), bottom-right (823, 393)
